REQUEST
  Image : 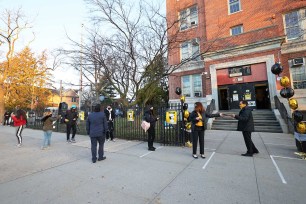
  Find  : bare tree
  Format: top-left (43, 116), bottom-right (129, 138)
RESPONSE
top-left (0, 8), bottom-right (31, 121)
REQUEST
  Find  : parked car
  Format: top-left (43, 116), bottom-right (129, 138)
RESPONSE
top-left (115, 109), bottom-right (123, 117)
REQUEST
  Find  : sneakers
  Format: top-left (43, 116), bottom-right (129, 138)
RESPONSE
top-left (201, 154), bottom-right (206, 159)
top-left (16, 144), bottom-right (22, 148)
top-left (71, 138), bottom-right (76, 143)
top-left (41, 146), bottom-right (47, 150)
top-left (107, 139), bottom-right (110, 142)
top-left (111, 139), bottom-right (116, 142)
top-left (67, 139), bottom-right (71, 143)
top-left (193, 154), bottom-right (198, 159)
top-left (148, 147), bottom-right (155, 151)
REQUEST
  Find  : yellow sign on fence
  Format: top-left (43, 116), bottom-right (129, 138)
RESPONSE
top-left (127, 109), bottom-right (134, 121)
top-left (166, 110), bottom-right (177, 125)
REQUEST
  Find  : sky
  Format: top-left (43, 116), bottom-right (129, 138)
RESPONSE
top-left (0, 0), bottom-right (89, 88)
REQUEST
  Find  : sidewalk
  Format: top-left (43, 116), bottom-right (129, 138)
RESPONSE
top-left (0, 125), bottom-right (305, 204)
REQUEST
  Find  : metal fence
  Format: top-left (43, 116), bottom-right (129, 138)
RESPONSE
top-left (274, 96), bottom-right (294, 133)
top-left (27, 100), bottom-right (215, 146)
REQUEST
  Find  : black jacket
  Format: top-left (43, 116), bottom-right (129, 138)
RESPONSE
top-left (235, 106), bottom-right (254, 132)
top-left (64, 110), bottom-right (78, 125)
top-left (189, 110), bottom-right (220, 131)
top-left (104, 108), bottom-right (116, 122)
top-left (144, 110), bottom-right (158, 128)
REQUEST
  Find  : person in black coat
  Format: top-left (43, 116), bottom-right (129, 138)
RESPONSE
top-left (104, 105), bottom-right (116, 141)
top-left (144, 106), bottom-right (159, 151)
top-left (3, 111), bottom-right (10, 126)
top-left (232, 100), bottom-right (259, 157)
top-left (64, 105), bottom-right (79, 143)
top-left (189, 102), bottom-right (223, 159)
top-left (86, 104), bottom-right (108, 163)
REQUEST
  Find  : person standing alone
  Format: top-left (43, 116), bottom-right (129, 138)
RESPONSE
top-left (3, 111), bottom-right (10, 126)
top-left (11, 108), bottom-right (27, 147)
top-left (232, 100), bottom-right (259, 157)
top-left (86, 104), bottom-right (108, 163)
top-left (64, 105), bottom-right (78, 143)
top-left (144, 106), bottom-right (159, 151)
top-left (104, 105), bottom-right (116, 142)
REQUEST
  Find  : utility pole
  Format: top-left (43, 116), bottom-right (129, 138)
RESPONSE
top-left (79, 23), bottom-right (84, 110)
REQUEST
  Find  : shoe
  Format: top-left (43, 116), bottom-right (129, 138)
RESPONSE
top-left (241, 153), bottom-right (253, 157)
top-left (253, 150), bottom-right (259, 154)
top-left (71, 138), bottom-right (76, 143)
top-left (111, 139), bottom-right (116, 142)
top-left (201, 154), bottom-right (206, 159)
top-left (107, 139), bottom-right (110, 142)
top-left (67, 139), bottom-right (71, 143)
top-left (92, 159), bottom-right (96, 163)
top-left (41, 146), bottom-right (47, 150)
top-left (193, 154), bottom-right (198, 159)
top-left (98, 156), bottom-right (106, 161)
top-left (17, 144), bottom-right (22, 148)
top-left (148, 147), bottom-right (155, 151)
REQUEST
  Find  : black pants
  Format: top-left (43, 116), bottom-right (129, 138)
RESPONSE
top-left (3, 118), bottom-right (10, 126)
top-left (242, 131), bottom-right (258, 154)
top-left (106, 121), bottom-right (114, 140)
top-left (90, 136), bottom-right (105, 160)
top-left (147, 127), bottom-right (155, 148)
top-left (66, 124), bottom-right (77, 140)
top-left (192, 129), bottom-right (205, 155)
top-left (16, 125), bottom-right (25, 144)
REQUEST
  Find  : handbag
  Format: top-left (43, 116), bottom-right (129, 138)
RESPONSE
top-left (141, 120), bottom-right (150, 132)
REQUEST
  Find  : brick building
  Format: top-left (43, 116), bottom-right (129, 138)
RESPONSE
top-left (167, 0), bottom-right (306, 113)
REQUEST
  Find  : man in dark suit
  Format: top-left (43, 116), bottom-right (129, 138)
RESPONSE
top-left (232, 100), bottom-right (259, 157)
top-left (86, 104), bottom-right (108, 163)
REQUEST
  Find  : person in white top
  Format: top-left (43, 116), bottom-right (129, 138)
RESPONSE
top-left (104, 105), bottom-right (116, 141)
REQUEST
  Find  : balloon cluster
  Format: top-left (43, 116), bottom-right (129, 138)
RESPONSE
top-left (271, 63), bottom-right (305, 134)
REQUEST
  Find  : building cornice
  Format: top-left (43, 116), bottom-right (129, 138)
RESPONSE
top-left (203, 37), bottom-right (285, 61)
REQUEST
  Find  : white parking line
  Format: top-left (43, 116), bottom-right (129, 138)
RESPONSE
top-left (202, 152), bottom-right (216, 170)
top-left (270, 155), bottom-right (287, 184)
top-left (271, 155), bottom-right (304, 161)
top-left (139, 146), bottom-right (163, 158)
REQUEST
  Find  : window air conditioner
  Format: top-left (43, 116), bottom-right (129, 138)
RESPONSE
top-left (194, 92), bottom-right (201, 97)
top-left (292, 58), bottom-right (304, 66)
top-left (190, 21), bottom-right (197, 25)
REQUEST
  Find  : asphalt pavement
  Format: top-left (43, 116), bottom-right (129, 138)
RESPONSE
top-left (0, 125), bottom-right (305, 204)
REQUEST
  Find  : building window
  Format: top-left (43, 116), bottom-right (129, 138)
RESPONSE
top-left (181, 38), bottom-right (200, 62)
top-left (182, 74), bottom-right (202, 97)
top-left (231, 25), bottom-right (243, 36)
top-left (179, 5), bottom-right (198, 31)
top-left (72, 97), bottom-right (77, 102)
top-left (285, 10), bottom-right (301, 40)
top-left (229, 0), bottom-right (241, 14)
top-left (291, 62), bottom-right (306, 89)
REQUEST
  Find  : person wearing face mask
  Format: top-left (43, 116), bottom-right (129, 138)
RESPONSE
top-left (144, 106), bottom-right (159, 151)
top-left (231, 100), bottom-right (259, 157)
top-left (64, 105), bottom-right (79, 143)
top-left (104, 105), bottom-right (116, 142)
top-left (189, 102), bottom-right (223, 159)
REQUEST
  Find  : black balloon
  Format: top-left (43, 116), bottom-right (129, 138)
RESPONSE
top-left (280, 87), bottom-right (294, 98)
top-left (175, 87), bottom-right (182, 95)
top-left (183, 103), bottom-right (188, 110)
top-left (271, 63), bottom-right (283, 75)
top-left (293, 110), bottom-right (304, 123)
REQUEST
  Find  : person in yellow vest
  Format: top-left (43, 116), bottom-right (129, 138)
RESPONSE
top-left (189, 102), bottom-right (223, 159)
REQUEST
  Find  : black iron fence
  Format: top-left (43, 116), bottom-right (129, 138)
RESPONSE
top-left (274, 96), bottom-right (294, 133)
top-left (26, 100), bottom-right (215, 146)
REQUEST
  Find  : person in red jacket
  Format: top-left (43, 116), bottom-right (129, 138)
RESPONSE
top-left (11, 109), bottom-right (27, 147)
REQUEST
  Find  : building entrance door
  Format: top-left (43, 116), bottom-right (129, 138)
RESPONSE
top-left (228, 83), bottom-right (256, 109)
